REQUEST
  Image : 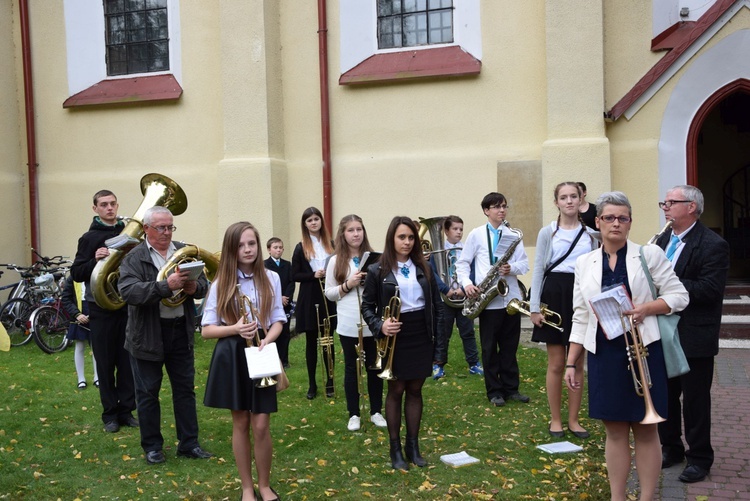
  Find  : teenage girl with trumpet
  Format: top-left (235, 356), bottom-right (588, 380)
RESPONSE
top-left (361, 216), bottom-right (443, 471)
top-left (324, 215), bottom-right (387, 431)
top-left (291, 207), bottom-right (337, 399)
top-left (529, 182), bottom-right (599, 439)
top-left (202, 222), bottom-right (286, 501)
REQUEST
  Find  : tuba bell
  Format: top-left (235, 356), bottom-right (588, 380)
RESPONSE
top-left (418, 216), bottom-right (464, 308)
top-left (156, 244), bottom-right (221, 307)
top-left (91, 174), bottom-right (188, 310)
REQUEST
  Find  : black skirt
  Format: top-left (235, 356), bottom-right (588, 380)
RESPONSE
top-left (389, 310), bottom-right (433, 381)
top-left (203, 335), bottom-right (278, 413)
top-left (66, 301), bottom-right (90, 341)
top-left (588, 327), bottom-right (668, 422)
top-left (531, 272), bottom-right (574, 345)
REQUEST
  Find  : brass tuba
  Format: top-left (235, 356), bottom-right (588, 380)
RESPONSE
top-left (156, 244), bottom-right (220, 307)
top-left (419, 216), bottom-right (464, 308)
top-left (91, 174), bottom-right (188, 310)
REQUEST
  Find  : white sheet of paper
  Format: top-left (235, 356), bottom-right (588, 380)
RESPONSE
top-left (588, 284), bottom-right (634, 340)
top-left (245, 342), bottom-right (282, 379)
top-left (536, 441), bottom-right (583, 454)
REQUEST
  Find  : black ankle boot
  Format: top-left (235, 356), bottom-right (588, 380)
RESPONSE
top-left (404, 436), bottom-right (427, 467)
top-left (389, 439), bottom-right (409, 471)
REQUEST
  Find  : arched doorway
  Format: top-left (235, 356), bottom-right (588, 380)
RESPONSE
top-left (686, 79), bottom-right (750, 278)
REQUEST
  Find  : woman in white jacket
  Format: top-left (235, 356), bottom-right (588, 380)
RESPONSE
top-left (564, 192), bottom-right (688, 501)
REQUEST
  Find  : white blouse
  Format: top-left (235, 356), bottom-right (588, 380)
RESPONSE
top-left (394, 259), bottom-right (425, 313)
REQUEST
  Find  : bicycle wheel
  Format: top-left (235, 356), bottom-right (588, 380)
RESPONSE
top-left (0, 298), bottom-right (34, 346)
top-left (31, 306), bottom-right (71, 354)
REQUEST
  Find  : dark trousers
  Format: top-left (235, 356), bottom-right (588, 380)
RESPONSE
top-left (659, 356), bottom-right (715, 470)
top-left (130, 318), bottom-right (199, 453)
top-left (88, 302), bottom-right (135, 424)
top-left (277, 318), bottom-right (291, 366)
top-left (433, 303), bottom-right (479, 367)
top-left (478, 308), bottom-right (521, 400)
top-left (304, 329), bottom-right (335, 391)
top-left (339, 335), bottom-right (384, 417)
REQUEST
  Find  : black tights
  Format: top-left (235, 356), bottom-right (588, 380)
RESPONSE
top-left (385, 378), bottom-right (425, 440)
top-left (304, 330), bottom-right (335, 390)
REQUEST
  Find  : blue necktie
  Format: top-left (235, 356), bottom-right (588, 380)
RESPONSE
top-left (665, 234), bottom-right (680, 261)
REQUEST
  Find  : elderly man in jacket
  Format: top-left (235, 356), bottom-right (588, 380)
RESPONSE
top-left (119, 206), bottom-right (212, 465)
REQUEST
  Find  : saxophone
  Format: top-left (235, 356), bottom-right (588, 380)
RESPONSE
top-left (462, 221), bottom-right (523, 320)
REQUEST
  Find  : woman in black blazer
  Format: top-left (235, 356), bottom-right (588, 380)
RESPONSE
top-left (361, 216), bottom-right (443, 471)
top-left (292, 207), bottom-right (337, 400)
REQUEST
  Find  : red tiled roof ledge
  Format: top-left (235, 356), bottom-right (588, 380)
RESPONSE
top-left (339, 45), bottom-right (481, 85)
top-left (608, 0), bottom-right (738, 121)
top-left (63, 74), bottom-right (183, 108)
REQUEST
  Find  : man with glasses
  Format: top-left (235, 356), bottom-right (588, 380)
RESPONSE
top-left (656, 185), bottom-right (729, 483)
top-left (71, 190), bottom-right (137, 433)
top-left (118, 206), bottom-right (213, 465)
top-left (456, 192), bottom-right (530, 407)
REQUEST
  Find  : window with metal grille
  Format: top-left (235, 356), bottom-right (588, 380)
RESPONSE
top-left (104, 0), bottom-right (169, 76)
top-left (377, 0), bottom-right (453, 49)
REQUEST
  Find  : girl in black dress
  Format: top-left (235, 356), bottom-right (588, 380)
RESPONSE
top-left (530, 182), bottom-right (598, 439)
top-left (202, 222), bottom-right (286, 501)
top-left (291, 207), bottom-right (337, 399)
top-left (361, 217), bottom-right (443, 471)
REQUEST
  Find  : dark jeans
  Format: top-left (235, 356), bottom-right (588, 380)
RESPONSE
top-left (88, 302), bottom-right (135, 424)
top-left (432, 303), bottom-right (479, 367)
top-left (659, 356), bottom-right (715, 470)
top-left (339, 335), bottom-right (384, 417)
top-left (478, 308), bottom-right (521, 400)
top-left (130, 318), bottom-right (200, 453)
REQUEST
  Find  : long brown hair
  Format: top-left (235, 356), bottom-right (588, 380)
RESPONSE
top-left (212, 222), bottom-right (274, 329)
top-left (300, 206), bottom-right (334, 261)
top-left (332, 215), bottom-right (373, 284)
top-left (379, 216), bottom-right (431, 281)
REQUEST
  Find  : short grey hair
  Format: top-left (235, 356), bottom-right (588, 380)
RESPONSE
top-left (143, 206), bottom-right (173, 225)
top-left (670, 185), bottom-right (704, 217)
top-left (596, 191), bottom-right (632, 217)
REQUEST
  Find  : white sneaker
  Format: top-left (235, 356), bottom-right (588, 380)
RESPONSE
top-left (370, 412), bottom-right (387, 427)
top-left (347, 415), bottom-right (361, 431)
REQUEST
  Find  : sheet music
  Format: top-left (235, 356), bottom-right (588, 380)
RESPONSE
top-left (493, 230), bottom-right (516, 259)
top-left (588, 284), bottom-right (634, 340)
top-left (245, 342), bottom-right (282, 379)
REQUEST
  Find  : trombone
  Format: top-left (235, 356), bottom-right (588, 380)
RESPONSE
top-left (506, 298), bottom-right (564, 332)
top-left (377, 286), bottom-right (401, 381)
top-left (355, 284), bottom-right (368, 429)
top-left (236, 284), bottom-right (277, 388)
top-left (316, 278), bottom-right (336, 396)
top-left (620, 313), bottom-right (665, 425)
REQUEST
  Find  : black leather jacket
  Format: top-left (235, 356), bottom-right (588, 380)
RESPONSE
top-left (361, 262), bottom-right (443, 341)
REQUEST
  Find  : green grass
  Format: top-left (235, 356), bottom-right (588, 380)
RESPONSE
top-left (0, 329), bottom-right (610, 500)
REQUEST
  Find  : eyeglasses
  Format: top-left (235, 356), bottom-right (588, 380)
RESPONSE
top-left (148, 225), bottom-right (177, 233)
top-left (599, 215), bottom-right (632, 224)
top-left (658, 200), bottom-right (691, 209)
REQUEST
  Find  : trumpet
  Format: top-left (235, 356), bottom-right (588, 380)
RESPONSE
top-left (378, 286), bottom-right (401, 381)
top-left (648, 219), bottom-right (674, 245)
top-left (620, 313), bottom-right (665, 425)
top-left (506, 298), bottom-right (564, 332)
top-left (236, 284), bottom-right (277, 388)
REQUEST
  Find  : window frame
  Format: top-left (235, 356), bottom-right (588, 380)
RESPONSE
top-left (63, 0), bottom-right (182, 107)
top-left (339, 0), bottom-right (481, 85)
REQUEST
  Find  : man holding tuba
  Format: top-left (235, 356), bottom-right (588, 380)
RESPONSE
top-left (71, 190), bottom-right (137, 434)
top-left (118, 206), bottom-right (213, 465)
